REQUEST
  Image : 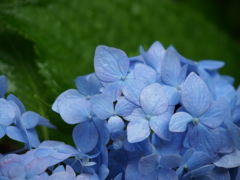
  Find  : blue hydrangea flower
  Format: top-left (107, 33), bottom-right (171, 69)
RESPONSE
top-left (125, 83), bottom-right (170, 143)
top-left (138, 153), bottom-right (181, 180)
top-left (169, 72), bottom-right (229, 155)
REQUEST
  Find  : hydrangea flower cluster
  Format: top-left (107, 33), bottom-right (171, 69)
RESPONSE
top-left (1, 41), bottom-right (240, 179)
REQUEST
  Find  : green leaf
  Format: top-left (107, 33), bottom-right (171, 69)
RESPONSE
top-left (0, 27), bottom-right (73, 145)
top-left (0, 0), bottom-right (239, 88)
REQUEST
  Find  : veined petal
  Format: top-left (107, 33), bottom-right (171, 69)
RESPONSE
top-left (7, 94), bottom-right (26, 114)
top-left (91, 94), bottom-right (113, 119)
top-left (177, 64), bottom-right (188, 85)
top-left (140, 83), bottom-right (168, 116)
top-left (93, 118), bottom-right (110, 144)
top-left (162, 85), bottom-right (180, 105)
top-left (214, 149), bottom-right (240, 168)
top-left (122, 79), bottom-right (146, 106)
top-left (108, 116), bottom-right (124, 133)
top-left (88, 73), bottom-right (103, 95)
top-left (181, 72), bottom-right (212, 117)
top-left (142, 41), bottom-right (165, 73)
top-left (188, 123), bottom-right (221, 155)
top-left (160, 154), bottom-right (181, 168)
top-left (115, 96), bottom-right (135, 117)
top-left (21, 111), bottom-right (40, 129)
top-left (102, 81), bottom-right (122, 101)
top-left (150, 114), bottom-right (172, 141)
top-left (75, 75), bottom-right (90, 96)
top-left (199, 98), bottom-right (228, 128)
top-left (134, 63), bottom-right (157, 85)
top-left (138, 154), bottom-right (159, 175)
top-left (73, 121), bottom-right (98, 153)
top-left (198, 60), bottom-right (225, 70)
top-left (124, 108), bottom-right (146, 122)
top-left (52, 89), bottom-right (83, 113)
top-left (58, 98), bottom-right (91, 124)
top-left (158, 169), bottom-right (178, 180)
top-left (0, 98), bottom-right (15, 126)
top-left (94, 45), bottom-right (129, 82)
top-left (6, 125), bottom-right (27, 143)
top-left (161, 49), bottom-right (181, 86)
top-left (169, 112), bottom-right (193, 132)
top-left (26, 156), bottom-right (51, 178)
top-left (127, 119), bottom-right (150, 143)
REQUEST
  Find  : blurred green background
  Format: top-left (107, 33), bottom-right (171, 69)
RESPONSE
top-left (0, 0), bottom-right (239, 147)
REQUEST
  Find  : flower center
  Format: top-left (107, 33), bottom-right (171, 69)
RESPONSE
top-left (145, 115), bottom-right (151, 120)
top-left (86, 95), bottom-right (91, 100)
top-left (193, 118), bottom-right (199, 125)
top-left (120, 76), bottom-right (127, 81)
top-left (88, 115), bottom-right (93, 120)
top-left (176, 85), bottom-right (181, 91)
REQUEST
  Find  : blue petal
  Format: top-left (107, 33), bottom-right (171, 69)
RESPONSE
top-left (169, 112), bottom-right (193, 132)
top-left (134, 63), bottom-right (157, 85)
top-left (161, 49), bottom-right (181, 86)
top-left (140, 83), bottom-right (168, 116)
top-left (91, 94), bottom-right (113, 119)
top-left (226, 122), bottom-right (240, 150)
top-left (21, 111), bottom-right (40, 129)
top-left (113, 173), bottom-right (122, 180)
top-left (35, 148), bottom-right (52, 158)
top-left (127, 118), bottom-right (150, 143)
top-left (158, 169), bottom-right (178, 180)
top-left (0, 98), bottom-right (15, 126)
top-left (7, 94), bottom-right (26, 114)
top-left (27, 128), bottom-right (40, 148)
top-left (188, 123), bottom-right (221, 155)
top-left (138, 154), bottom-right (159, 175)
top-left (87, 73), bottom-right (103, 95)
top-left (162, 85), bottom-right (180, 105)
top-left (177, 64), bottom-right (188, 86)
top-left (160, 154), bottom-right (181, 168)
top-left (142, 41), bottom-right (165, 73)
top-left (52, 89), bottom-right (83, 113)
top-left (58, 98), bottom-right (91, 124)
top-left (98, 164), bottom-right (109, 180)
top-left (198, 60), bottom-right (225, 70)
top-left (199, 98), bottom-right (228, 128)
top-left (115, 96), bottom-right (135, 117)
top-left (184, 164), bottom-right (215, 179)
top-left (186, 151), bottom-right (213, 170)
top-left (6, 125), bottom-right (27, 143)
top-left (94, 45), bottom-right (129, 82)
top-left (38, 117), bottom-right (56, 129)
top-left (102, 81), bottom-right (122, 101)
top-left (93, 118), bottom-right (110, 144)
top-left (150, 114), bottom-right (172, 141)
top-left (125, 159), bottom-right (142, 180)
top-left (73, 121), bottom-right (98, 153)
top-left (26, 156), bottom-right (51, 178)
top-left (152, 132), bottom-right (185, 156)
top-left (217, 126), bottom-right (234, 153)
top-left (75, 75), bottom-right (90, 96)
top-left (181, 72), bottom-right (212, 117)
top-left (108, 116), bottom-right (124, 133)
top-left (121, 79), bottom-right (146, 106)
top-left (124, 108), bottom-right (146, 122)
